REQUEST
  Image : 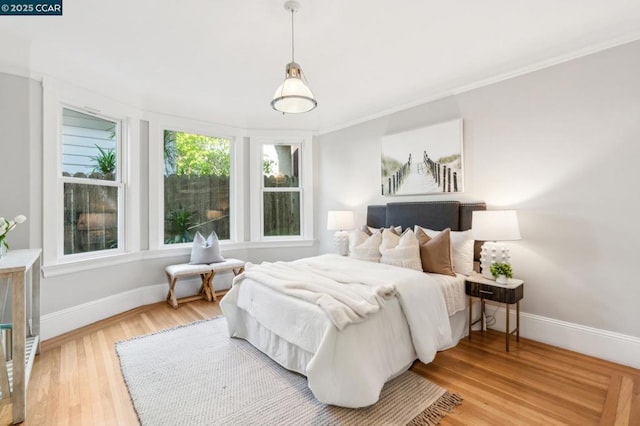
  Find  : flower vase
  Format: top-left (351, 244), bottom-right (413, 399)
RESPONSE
top-left (496, 275), bottom-right (508, 284)
top-left (0, 244), bottom-right (5, 260)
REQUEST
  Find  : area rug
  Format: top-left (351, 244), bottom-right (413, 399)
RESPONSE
top-left (116, 317), bottom-right (461, 425)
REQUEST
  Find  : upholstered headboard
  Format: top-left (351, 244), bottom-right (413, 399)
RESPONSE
top-left (367, 201), bottom-right (487, 263)
top-left (367, 201), bottom-right (486, 231)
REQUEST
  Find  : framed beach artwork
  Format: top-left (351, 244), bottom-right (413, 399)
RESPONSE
top-left (381, 119), bottom-right (463, 196)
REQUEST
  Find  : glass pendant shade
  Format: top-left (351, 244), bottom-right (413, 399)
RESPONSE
top-left (271, 62), bottom-right (317, 114)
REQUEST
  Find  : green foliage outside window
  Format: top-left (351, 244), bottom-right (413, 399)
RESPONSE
top-left (163, 130), bottom-right (231, 244)
top-left (91, 144), bottom-right (116, 176)
top-left (164, 130), bottom-right (230, 176)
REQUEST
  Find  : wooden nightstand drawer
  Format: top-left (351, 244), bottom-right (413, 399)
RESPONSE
top-left (465, 281), bottom-right (523, 304)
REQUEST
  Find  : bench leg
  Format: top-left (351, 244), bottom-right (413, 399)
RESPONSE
top-left (202, 272), bottom-right (214, 302)
top-left (166, 272), bottom-right (179, 308)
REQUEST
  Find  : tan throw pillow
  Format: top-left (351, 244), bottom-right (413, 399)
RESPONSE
top-left (415, 227), bottom-right (456, 276)
top-left (415, 226), bottom-right (474, 276)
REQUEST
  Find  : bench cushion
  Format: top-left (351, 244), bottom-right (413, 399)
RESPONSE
top-left (166, 258), bottom-right (245, 279)
top-left (211, 258), bottom-right (245, 271)
top-left (165, 263), bottom-right (213, 278)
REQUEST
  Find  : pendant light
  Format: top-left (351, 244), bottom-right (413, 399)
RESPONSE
top-left (271, 0), bottom-right (317, 114)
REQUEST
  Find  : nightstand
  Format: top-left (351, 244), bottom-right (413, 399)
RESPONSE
top-left (466, 274), bottom-right (524, 352)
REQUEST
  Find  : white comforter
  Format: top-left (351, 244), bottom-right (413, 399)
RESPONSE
top-left (221, 254), bottom-right (465, 408)
top-left (239, 258), bottom-right (396, 330)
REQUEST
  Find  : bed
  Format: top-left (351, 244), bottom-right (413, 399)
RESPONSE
top-left (220, 200), bottom-right (486, 408)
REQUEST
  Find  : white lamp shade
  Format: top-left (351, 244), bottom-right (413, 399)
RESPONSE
top-left (471, 210), bottom-right (521, 241)
top-left (327, 210), bottom-right (354, 231)
top-left (271, 77), bottom-right (317, 113)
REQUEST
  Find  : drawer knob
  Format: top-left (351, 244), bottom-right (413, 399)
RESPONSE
top-left (479, 289), bottom-right (494, 295)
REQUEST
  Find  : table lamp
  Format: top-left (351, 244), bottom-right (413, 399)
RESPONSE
top-left (471, 210), bottom-right (521, 279)
top-left (327, 210), bottom-right (354, 256)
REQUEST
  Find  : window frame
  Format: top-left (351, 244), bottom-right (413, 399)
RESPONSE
top-left (148, 113), bottom-right (245, 251)
top-left (249, 132), bottom-right (314, 242)
top-left (59, 106), bottom-right (124, 258)
top-left (42, 77), bottom-right (142, 270)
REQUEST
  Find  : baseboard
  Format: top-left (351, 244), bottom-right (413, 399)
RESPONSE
top-left (40, 283), bottom-right (167, 340)
top-left (482, 303), bottom-right (640, 370)
top-left (41, 273), bottom-right (236, 341)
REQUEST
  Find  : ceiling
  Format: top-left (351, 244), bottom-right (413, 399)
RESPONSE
top-left (2, 0), bottom-right (640, 133)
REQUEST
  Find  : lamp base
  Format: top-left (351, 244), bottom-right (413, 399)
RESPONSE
top-left (479, 242), bottom-right (511, 279)
top-left (333, 230), bottom-right (350, 256)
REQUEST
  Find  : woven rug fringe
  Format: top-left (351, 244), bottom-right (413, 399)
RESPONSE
top-left (407, 392), bottom-right (463, 426)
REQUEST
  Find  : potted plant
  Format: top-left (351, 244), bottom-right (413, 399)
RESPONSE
top-left (490, 262), bottom-right (513, 284)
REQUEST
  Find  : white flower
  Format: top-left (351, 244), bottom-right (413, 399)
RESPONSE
top-left (0, 214), bottom-right (26, 241)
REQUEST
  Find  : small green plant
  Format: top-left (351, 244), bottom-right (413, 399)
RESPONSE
top-left (165, 208), bottom-right (194, 243)
top-left (91, 145), bottom-right (116, 175)
top-left (263, 156), bottom-right (276, 175)
top-left (490, 262), bottom-right (513, 279)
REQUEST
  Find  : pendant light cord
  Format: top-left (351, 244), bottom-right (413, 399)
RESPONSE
top-left (291, 7), bottom-right (295, 62)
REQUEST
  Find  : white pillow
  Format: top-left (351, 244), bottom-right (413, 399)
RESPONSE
top-left (380, 228), bottom-right (422, 271)
top-left (189, 231), bottom-right (225, 264)
top-left (378, 227), bottom-right (400, 252)
top-left (349, 229), bottom-right (382, 262)
top-left (415, 226), bottom-right (474, 275)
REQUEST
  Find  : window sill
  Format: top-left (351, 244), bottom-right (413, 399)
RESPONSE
top-left (42, 251), bottom-right (146, 278)
top-left (149, 239), bottom-right (317, 255)
top-left (42, 239), bottom-right (317, 277)
top-left (232, 239), bottom-right (317, 249)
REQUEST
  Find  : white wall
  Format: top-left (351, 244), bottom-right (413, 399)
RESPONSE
top-left (0, 73), bottom-right (36, 249)
top-left (315, 41), bottom-right (640, 346)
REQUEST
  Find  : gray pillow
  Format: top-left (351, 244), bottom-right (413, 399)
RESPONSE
top-left (189, 231), bottom-right (225, 264)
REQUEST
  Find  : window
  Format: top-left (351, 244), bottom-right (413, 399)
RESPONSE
top-left (61, 108), bottom-right (122, 255)
top-left (148, 113), bottom-right (242, 250)
top-left (262, 144), bottom-right (301, 236)
top-left (163, 130), bottom-right (231, 244)
top-left (250, 135), bottom-right (313, 242)
top-left (42, 77), bottom-right (142, 271)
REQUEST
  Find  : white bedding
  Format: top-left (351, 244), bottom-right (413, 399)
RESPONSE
top-left (220, 254), bottom-right (466, 408)
top-left (239, 258), bottom-right (396, 330)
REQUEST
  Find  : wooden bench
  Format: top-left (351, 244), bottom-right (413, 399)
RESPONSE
top-left (165, 258), bottom-right (245, 308)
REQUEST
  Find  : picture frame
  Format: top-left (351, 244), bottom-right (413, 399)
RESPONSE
top-left (381, 118), bottom-right (463, 196)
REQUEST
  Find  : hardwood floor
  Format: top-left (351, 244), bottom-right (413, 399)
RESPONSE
top-left (414, 332), bottom-right (640, 425)
top-left (3, 300), bottom-right (638, 425)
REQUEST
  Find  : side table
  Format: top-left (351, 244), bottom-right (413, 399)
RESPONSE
top-left (466, 274), bottom-right (524, 352)
top-left (0, 249), bottom-right (41, 424)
